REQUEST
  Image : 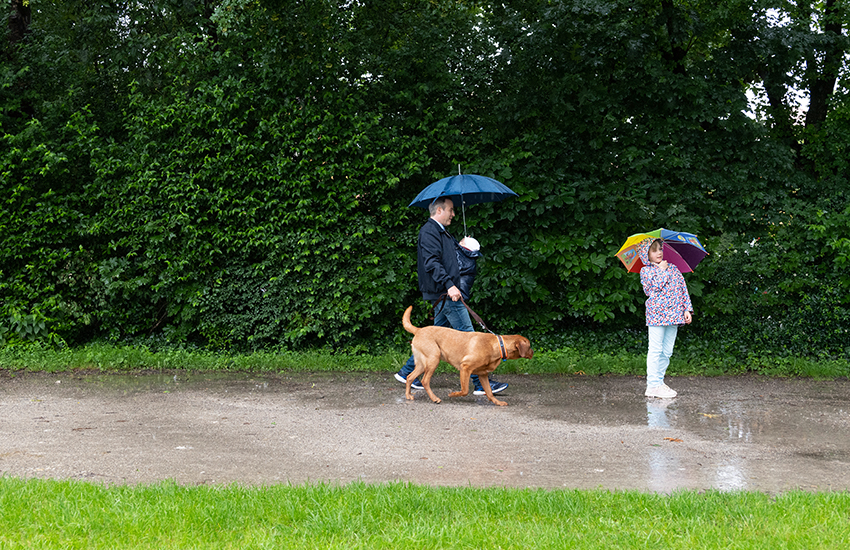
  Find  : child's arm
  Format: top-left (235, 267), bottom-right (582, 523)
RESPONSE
top-left (639, 265), bottom-right (672, 296)
top-left (677, 270), bottom-right (694, 323)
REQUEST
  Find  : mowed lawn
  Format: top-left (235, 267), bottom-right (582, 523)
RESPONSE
top-left (1, 478), bottom-right (848, 549)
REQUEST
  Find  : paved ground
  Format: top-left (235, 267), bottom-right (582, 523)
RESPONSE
top-left (1, 370), bottom-right (848, 493)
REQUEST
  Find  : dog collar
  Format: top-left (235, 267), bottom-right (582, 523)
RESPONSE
top-left (497, 335), bottom-right (507, 362)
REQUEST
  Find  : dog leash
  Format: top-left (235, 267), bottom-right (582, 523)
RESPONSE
top-left (432, 294), bottom-right (508, 361)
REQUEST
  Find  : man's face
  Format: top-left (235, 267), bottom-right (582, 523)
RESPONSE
top-left (434, 199), bottom-right (455, 226)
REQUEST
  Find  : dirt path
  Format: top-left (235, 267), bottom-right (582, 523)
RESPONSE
top-left (1, 371), bottom-right (848, 493)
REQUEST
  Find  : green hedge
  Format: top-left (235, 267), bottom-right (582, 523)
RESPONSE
top-left (2, 0), bottom-right (849, 359)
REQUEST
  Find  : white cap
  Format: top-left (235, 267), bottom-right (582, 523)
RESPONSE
top-left (459, 237), bottom-right (480, 251)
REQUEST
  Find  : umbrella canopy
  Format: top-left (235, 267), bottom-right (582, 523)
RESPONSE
top-left (409, 172), bottom-right (519, 236)
top-left (615, 228), bottom-right (708, 273)
top-left (408, 174), bottom-right (518, 209)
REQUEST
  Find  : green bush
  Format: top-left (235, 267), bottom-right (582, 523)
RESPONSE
top-left (2, 0), bottom-right (849, 361)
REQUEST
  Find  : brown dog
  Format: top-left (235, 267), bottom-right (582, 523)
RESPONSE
top-left (402, 305), bottom-right (533, 406)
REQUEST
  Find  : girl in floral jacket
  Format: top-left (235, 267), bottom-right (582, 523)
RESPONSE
top-left (638, 238), bottom-right (693, 398)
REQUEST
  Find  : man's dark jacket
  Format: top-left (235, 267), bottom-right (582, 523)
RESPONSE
top-left (417, 218), bottom-right (460, 301)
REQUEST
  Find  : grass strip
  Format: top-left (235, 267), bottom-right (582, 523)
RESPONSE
top-left (1, 342), bottom-right (848, 379)
top-left (0, 478), bottom-right (848, 549)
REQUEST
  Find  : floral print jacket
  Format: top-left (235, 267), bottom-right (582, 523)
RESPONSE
top-left (638, 239), bottom-right (694, 326)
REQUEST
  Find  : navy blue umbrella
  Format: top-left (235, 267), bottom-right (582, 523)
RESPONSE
top-left (409, 172), bottom-right (519, 235)
top-left (409, 174), bottom-right (518, 209)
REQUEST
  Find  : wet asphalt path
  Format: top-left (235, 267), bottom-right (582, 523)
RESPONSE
top-left (1, 371), bottom-right (848, 493)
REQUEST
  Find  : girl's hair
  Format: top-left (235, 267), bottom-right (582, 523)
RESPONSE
top-left (649, 238), bottom-right (664, 253)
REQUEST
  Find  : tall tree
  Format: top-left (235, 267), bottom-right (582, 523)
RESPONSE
top-left (742, 0), bottom-right (849, 162)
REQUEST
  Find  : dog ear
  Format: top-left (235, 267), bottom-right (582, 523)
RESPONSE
top-left (516, 338), bottom-right (533, 359)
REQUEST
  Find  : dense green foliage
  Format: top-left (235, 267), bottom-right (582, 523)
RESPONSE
top-left (2, 0), bottom-right (849, 358)
top-left (2, 478), bottom-right (850, 549)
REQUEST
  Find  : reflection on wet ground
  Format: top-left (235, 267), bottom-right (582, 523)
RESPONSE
top-left (646, 399), bottom-right (673, 429)
top-left (1, 371), bottom-right (848, 492)
top-left (644, 399), bottom-right (749, 491)
top-left (632, 378), bottom-right (850, 492)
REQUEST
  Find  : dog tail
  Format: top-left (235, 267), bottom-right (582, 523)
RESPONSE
top-left (402, 306), bottom-right (419, 335)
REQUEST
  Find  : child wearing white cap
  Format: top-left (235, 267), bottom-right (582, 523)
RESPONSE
top-left (457, 237), bottom-right (482, 300)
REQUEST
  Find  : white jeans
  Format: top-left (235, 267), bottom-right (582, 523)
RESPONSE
top-left (647, 325), bottom-right (678, 388)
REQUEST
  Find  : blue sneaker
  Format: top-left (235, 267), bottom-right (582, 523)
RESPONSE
top-left (394, 372), bottom-right (424, 390)
top-left (474, 380), bottom-right (508, 395)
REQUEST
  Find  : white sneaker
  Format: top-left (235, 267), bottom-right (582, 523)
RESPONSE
top-left (394, 372), bottom-right (423, 390)
top-left (645, 384), bottom-right (677, 398)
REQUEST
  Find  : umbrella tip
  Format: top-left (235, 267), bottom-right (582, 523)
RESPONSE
top-left (458, 163), bottom-right (461, 175)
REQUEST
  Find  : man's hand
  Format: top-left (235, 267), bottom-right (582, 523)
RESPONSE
top-left (447, 286), bottom-right (462, 301)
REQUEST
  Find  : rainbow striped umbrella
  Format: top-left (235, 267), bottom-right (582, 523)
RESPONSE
top-left (615, 228), bottom-right (708, 273)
